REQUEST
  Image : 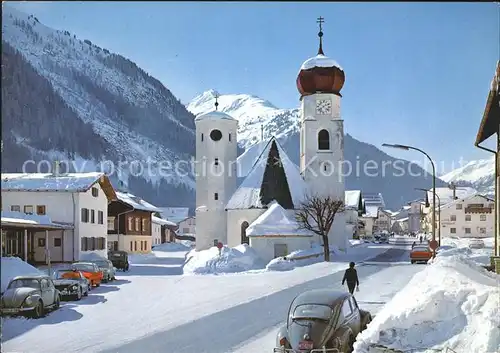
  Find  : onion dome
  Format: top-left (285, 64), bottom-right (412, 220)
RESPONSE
top-left (297, 17), bottom-right (345, 97)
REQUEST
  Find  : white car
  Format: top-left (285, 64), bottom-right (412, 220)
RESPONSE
top-left (468, 239), bottom-right (485, 249)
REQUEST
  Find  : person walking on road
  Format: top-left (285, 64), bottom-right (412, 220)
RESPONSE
top-left (342, 262), bottom-right (359, 294)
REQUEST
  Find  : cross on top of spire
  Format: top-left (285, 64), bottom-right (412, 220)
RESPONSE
top-left (213, 90), bottom-right (220, 110)
top-left (316, 16), bottom-right (325, 55)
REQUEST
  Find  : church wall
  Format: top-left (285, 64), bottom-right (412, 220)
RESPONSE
top-left (249, 236), bottom-right (315, 264)
top-left (227, 209), bottom-right (265, 247)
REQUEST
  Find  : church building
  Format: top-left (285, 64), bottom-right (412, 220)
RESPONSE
top-left (194, 18), bottom-right (348, 261)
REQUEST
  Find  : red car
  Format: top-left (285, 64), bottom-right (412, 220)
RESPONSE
top-left (71, 262), bottom-right (103, 287)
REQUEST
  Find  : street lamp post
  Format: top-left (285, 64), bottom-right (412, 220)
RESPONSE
top-left (415, 187), bottom-right (441, 246)
top-left (382, 143), bottom-right (437, 254)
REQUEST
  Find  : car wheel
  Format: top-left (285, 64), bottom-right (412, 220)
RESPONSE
top-left (31, 300), bottom-right (44, 318)
top-left (410, 260), bottom-right (415, 264)
top-left (54, 295), bottom-right (60, 310)
top-left (84, 287), bottom-right (89, 296)
top-left (76, 288), bottom-right (82, 301)
top-left (95, 283), bottom-right (100, 287)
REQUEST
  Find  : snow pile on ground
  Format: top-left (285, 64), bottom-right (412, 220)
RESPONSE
top-left (353, 254), bottom-right (500, 353)
top-left (1, 257), bottom-right (42, 292)
top-left (439, 236), bottom-right (494, 266)
top-left (183, 244), bottom-right (265, 274)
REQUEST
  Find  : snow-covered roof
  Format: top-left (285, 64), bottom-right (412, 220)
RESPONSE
top-left (194, 110), bottom-right (237, 122)
top-left (1, 172), bottom-right (115, 196)
top-left (300, 54), bottom-right (343, 71)
top-left (345, 190), bottom-right (362, 209)
top-left (246, 201), bottom-right (313, 237)
top-left (363, 205), bottom-right (380, 218)
top-left (156, 207), bottom-right (189, 223)
top-left (426, 187), bottom-right (477, 207)
top-left (1, 211), bottom-right (73, 229)
top-left (116, 191), bottom-right (160, 212)
top-left (362, 192), bottom-right (386, 208)
top-left (226, 137), bottom-right (307, 210)
top-left (396, 217), bottom-right (409, 222)
top-left (151, 215), bottom-right (176, 226)
top-left (437, 192), bottom-right (493, 211)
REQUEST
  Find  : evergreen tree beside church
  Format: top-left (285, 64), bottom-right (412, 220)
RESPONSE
top-left (259, 140), bottom-right (294, 209)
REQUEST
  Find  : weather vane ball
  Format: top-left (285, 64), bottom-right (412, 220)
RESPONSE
top-left (213, 90), bottom-right (220, 110)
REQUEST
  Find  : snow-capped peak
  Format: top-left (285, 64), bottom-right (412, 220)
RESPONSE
top-left (440, 156), bottom-right (495, 197)
top-left (187, 90), bottom-right (299, 149)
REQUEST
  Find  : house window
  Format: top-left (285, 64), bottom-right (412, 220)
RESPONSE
top-left (465, 215), bottom-right (471, 221)
top-left (465, 228), bottom-right (471, 234)
top-left (488, 203), bottom-right (494, 209)
top-left (81, 208), bottom-right (89, 222)
top-left (214, 193), bottom-right (219, 200)
top-left (54, 238), bottom-right (61, 247)
top-left (450, 228), bottom-right (456, 234)
top-left (134, 241), bottom-right (137, 251)
top-left (135, 218), bottom-right (140, 231)
top-left (91, 209), bottom-right (95, 223)
top-left (24, 205), bottom-right (34, 214)
top-left (456, 204), bottom-right (462, 210)
top-left (81, 237), bottom-right (87, 251)
top-left (36, 205), bottom-right (46, 215)
top-left (318, 129), bottom-right (330, 150)
top-left (183, 228), bottom-right (189, 233)
top-left (11, 205), bottom-right (20, 212)
top-left (128, 217), bottom-right (133, 231)
top-left (108, 217), bottom-right (115, 230)
top-left (480, 227), bottom-right (486, 234)
top-left (229, 133), bottom-right (232, 141)
top-left (98, 211), bottom-right (104, 224)
top-left (201, 133), bottom-right (204, 141)
top-left (130, 241), bottom-right (133, 251)
top-left (214, 158), bottom-right (219, 166)
top-left (140, 241), bottom-right (144, 251)
top-left (38, 238), bottom-right (46, 247)
top-left (480, 214), bottom-right (486, 221)
top-left (91, 187), bottom-right (99, 197)
top-left (450, 215), bottom-right (456, 221)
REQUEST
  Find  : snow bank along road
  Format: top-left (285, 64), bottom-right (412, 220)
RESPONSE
top-left (102, 247), bottom-right (422, 353)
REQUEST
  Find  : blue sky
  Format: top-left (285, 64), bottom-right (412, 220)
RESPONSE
top-left (8, 1), bottom-right (499, 174)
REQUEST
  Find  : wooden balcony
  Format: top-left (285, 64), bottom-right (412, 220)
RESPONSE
top-left (465, 206), bottom-right (493, 214)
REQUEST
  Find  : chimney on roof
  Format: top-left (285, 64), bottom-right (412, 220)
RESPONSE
top-left (117, 179), bottom-right (128, 193)
top-left (449, 182), bottom-right (457, 200)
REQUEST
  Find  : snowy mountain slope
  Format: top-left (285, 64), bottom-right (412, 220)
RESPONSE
top-left (440, 156), bottom-right (495, 197)
top-left (189, 90), bottom-right (448, 210)
top-left (2, 6), bottom-right (196, 208)
top-left (188, 89), bottom-right (300, 150)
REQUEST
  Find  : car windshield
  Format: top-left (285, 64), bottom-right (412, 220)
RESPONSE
top-left (8, 278), bottom-right (40, 289)
top-left (55, 270), bottom-right (80, 279)
top-left (73, 264), bottom-right (95, 272)
top-left (413, 246), bottom-right (429, 252)
top-left (291, 304), bottom-right (333, 321)
top-left (95, 261), bottom-right (108, 267)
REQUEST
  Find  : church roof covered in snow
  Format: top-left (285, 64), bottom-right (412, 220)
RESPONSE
top-left (194, 110), bottom-right (237, 122)
top-left (246, 201), bottom-right (313, 237)
top-left (225, 137), bottom-right (307, 210)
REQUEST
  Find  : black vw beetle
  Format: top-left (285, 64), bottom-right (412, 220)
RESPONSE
top-left (274, 289), bottom-right (372, 353)
top-left (52, 269), bottom-right (90, 300)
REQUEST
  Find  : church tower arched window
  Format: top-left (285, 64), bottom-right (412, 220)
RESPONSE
top-left (241, 221), bottom-right (249, 244)
top-left (318, 129), bottom-right (330, 150)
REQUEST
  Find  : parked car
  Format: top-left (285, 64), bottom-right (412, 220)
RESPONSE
top-left (410, 245), bottom-right (433, 264)
top-left (274, 289), bottom-right (372, 353)
top-left (88, 259), bottom-right (116, 282)
top-left (108, 250), bottom-right (130, 271)
top-left (0, 275), bottom-right (61, 318)
top-left (52, 269), bottom-right (90, 300)
top-left (71, 262), bottom-right (103, 287)
top-left (468, 239), bottom-right (485, 249)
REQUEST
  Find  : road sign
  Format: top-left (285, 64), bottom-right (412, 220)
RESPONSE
top-left (429, 239), bottom-right (438, 250)
top-left (216, 242), bottom-right (223, 250)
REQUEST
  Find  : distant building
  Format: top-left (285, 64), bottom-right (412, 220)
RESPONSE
top-left (1, 172), bottom-right (116, 262)
top-left (157, 207), bottom-right (190, 224)
top-left (344, 190), bottom-right (364, 238)
top-left (178, 216), bottom-right (196, 236)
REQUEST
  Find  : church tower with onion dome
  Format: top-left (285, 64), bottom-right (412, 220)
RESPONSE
top-left (297, 17), bottom-right (347, 249)
top-left (194, 92), bottom-right (238, 251)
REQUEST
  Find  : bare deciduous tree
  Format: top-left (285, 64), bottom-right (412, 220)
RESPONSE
top-left (296, 195), bottom-right (344, 262)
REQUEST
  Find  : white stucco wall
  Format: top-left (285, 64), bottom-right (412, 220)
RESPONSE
top-left (300, 93), bottom-right (344, 200)
top-left (32, 229), bottom-right (74, 262)
top-left (76, 182), bottom-right (108, 259)
top-left (195, 115), bottom-right (238, 251)
top-left (178, 217), bottom-right (196, 235)
top-left (226, 209), bottom-right (265, 248)
top-left (249, 236), bottom-right (314, 264)
top-left (152, 219), bottom-right (162, 245)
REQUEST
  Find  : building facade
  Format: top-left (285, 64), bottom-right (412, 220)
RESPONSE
top-left (107, 191), bottom-right (160, 253)
top-left (1, 172), bottom-right (116, 262)
top-left (178, 216), bottom-right (196, 235)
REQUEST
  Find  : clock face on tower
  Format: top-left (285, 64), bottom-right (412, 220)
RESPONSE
top-left (316, 99), bottom-right (332, 115)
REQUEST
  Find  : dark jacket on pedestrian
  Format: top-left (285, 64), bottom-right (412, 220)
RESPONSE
top-left (342, 268), bottom-right (359, 286)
